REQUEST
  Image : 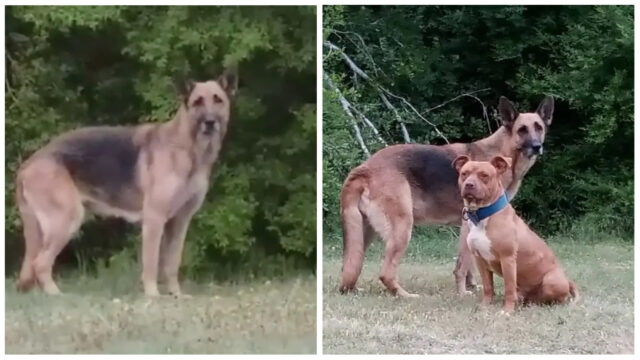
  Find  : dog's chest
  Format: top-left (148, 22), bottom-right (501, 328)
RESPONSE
top-left (165, 172), bottom-right (208, 215)
top-left (466, 220), bottom-right (495, 262)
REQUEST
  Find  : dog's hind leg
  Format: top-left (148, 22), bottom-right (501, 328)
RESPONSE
top-left (339, 214), bottom-right (375, 294)
top-left (33, 210), bottom-right (82, 295)
top-left (16, 181), bottom-right (42, 292)
top-left (364, 182), bottom-right (417, 298)
top-left (339, 175), bottom-right (372, 294)
top-left (379, 215), bottom-right (415, 298)
top-left (533, 269), bottom-right (572, 305)
top-left (19, 159), bottom-right (84, 294)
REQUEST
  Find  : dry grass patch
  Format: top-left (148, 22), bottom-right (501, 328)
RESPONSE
top-left (6, 274), bottom-right (316, 354)
top-left (323, 237), bottom-right (633, 354)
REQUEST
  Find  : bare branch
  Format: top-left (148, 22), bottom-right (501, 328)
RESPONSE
top-left (462, 93), bottom-right (491, 133)
top-left (380, 92), bottom-right (411, 143)
top-left (330, 29), bottom-right (385, 78)
top-left (324, 73), bottom-right (370, 156)
top-left (399, 123), bottom-right (411, 144)
top-left (5, 53), bottom-right (21, 109)
top-left (383, 88), bottom-right (450, 144)
top-left (422, 88), bottom-right (491, 114)
top-left (350, 106), bottom-right (388, 146)
top-left (324, 41), bottom-right (369, 81)
top-left (325, 40), bottom-right (431, 142)
top-left (324, 39), bottom-right (490, 144)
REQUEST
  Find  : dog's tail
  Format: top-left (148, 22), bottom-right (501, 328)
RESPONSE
top-left (339, 169), bottom-right (368, 294)
top-left (568, 280), bottom-right (580, 303)
top-left (15, 169), bottom-right (43, 292)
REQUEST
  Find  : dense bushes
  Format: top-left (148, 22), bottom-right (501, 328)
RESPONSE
top-left (5, 6), bottom-right (317, 278)
top-left (323, 5), bottom-right (633, 239)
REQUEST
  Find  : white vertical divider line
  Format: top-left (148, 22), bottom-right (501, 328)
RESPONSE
top-left (0, 4), bottom-right (6, 357)
top-left (316, 3), bottom-right (324, 356)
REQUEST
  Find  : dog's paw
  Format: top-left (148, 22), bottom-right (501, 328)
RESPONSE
top-left (465, 283), bottom-right (478, 291)
top-left (499, 309), bottom-right (513, 316)
top-left (172, 293), bottom-right (193, 299)
top-left (396, 289), bottom-right (420, 298)
top-left (459, 290), bottom-right (474, 297)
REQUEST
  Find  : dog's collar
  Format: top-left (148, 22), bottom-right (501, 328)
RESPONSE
top-left (463, 192), bottom-right (509, 226)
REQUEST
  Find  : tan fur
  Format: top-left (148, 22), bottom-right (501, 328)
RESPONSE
top-left (454, 156), bottom-right (578, 312)
top-left (16, 70), bottom-right (238, 296)
top-left (339, 96), bottom-right (554, 297)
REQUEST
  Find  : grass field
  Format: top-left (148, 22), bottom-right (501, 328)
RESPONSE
top-left (5, 272), bottom-right (316, 354)
top-left (323, 226), bottom-right (634, 354)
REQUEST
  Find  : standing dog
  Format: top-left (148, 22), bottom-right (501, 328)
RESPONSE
top-left (16, 69), bottom-right (237, 296)
top-left (339, 96), bottom-right (554, 297)
top-left (453, 155), bottom-right (578, 312)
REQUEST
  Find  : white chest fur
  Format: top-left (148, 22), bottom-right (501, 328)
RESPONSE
top-left (466, 219), bottom-right (495, 262)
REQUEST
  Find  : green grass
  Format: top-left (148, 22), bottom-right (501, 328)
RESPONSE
top-left (5, 271), bottom-right (316, 354)
top-left (322, 226), bottom-right (634, 354)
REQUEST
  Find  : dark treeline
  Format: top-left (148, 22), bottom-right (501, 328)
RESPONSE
top-left (323, 5), bottom-right (633, 240)
top-left (5, 6), bottom-right (317, 278)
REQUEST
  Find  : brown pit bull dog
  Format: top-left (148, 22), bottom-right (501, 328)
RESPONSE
top-left (452, 155), bottom-right (578, 313)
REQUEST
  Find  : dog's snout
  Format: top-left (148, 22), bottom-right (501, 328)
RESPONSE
top-left (530, 142), bottom-right (543, 154)
top-left (202, 116), bottom-right (217, 134)
top-left (464, 182), bottom-right (475, 190)
top-left (203, 115), bottom-right (217, 127)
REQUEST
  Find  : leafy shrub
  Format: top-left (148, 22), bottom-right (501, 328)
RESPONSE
top-left (5, 6), bottom-right (317, 277)
top-left (323, 5), bottom-right (633, 241)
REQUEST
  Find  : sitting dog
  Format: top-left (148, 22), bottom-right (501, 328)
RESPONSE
top-left (452, 155), bottom-right (578, 312)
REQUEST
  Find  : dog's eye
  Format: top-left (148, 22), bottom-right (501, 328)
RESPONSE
top-left (192, 96), bottom-right (204, 107)
top-left (478, 172), bottom-right (489, 179)
top-left (534, 122), bottom-right (543, 132)
top-left (517, 126), bottom-right (527, 135)
top-left (213, 94), bottom-right (223, 104)
top-left (461, 171), bottom-right (469, 177)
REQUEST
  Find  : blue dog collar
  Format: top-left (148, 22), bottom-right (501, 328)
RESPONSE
top-left (464, 192), bottom-right (509, 226)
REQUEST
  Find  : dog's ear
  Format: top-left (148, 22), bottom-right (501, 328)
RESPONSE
top-left (536, 96), bottom-right (554, 126)
top-left (498, 96), bottom-right (519, 129)
top-left (174, 78), bottom-right (195, 106)
top-left (217, 67), bottom-right (238, 97)
top-left (452, 155), bottom-right (470, 173)
top-left (490, 156), bottom-right (511, 175)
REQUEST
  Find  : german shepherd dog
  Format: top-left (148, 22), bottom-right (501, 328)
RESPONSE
top-left (15, 69), bottom-right (238, 296)
top-left (339, 96), bottom-right (554, 297)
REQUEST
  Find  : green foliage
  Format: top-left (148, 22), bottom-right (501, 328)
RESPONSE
top-left (5, 6), bottom-right (316, 276)
top-left (323, 5), bottom-right (633, 240)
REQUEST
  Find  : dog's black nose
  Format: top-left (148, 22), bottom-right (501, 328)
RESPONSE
top-left (531, 144), bottom-right (542, 154)
top-left (464, 182), bottom-right (474, 189)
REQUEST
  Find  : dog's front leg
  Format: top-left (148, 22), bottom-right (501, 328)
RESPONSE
top-left (141, 209), bottom-right (167, 296)
top-left (454, 222), bottom-right (476, 295)
top-left (475, 257), bottom-right (494, 306)
top-left (500, 256), bottom-right (518, 313)
top-left (161, 194), bottom-right (204, 296)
